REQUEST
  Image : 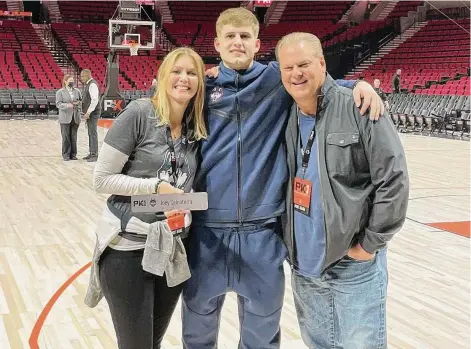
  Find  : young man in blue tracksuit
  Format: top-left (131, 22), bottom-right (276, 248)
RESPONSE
top-left (182, 8), bottom-right (384, 349)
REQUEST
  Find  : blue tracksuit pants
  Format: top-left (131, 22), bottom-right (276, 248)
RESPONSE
top-left (182, 223), bottom-right (288, 349)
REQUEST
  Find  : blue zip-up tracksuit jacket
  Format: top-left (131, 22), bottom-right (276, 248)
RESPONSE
top-left (193, 61), bottom-right (355, 226)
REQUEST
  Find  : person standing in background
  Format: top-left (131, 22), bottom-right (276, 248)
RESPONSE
top-left (392, 68), bottom-right (401, 94)
top-left (150, 78), bottom-right (158, 96)
top-left (374, 78), bottom-right (390, 109)
top-left (80, 69), bottom-right (101, 162)
top-left (56, 74), bottom-right (81, 161)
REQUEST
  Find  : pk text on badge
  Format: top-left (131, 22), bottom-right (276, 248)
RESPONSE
top-left (131, 192), bottom-right (208, 213)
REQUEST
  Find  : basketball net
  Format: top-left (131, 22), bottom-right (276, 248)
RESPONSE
top-left (123, 39), bottom-right (140, 56)
top-left (128, 42), bottom-right (140, 56)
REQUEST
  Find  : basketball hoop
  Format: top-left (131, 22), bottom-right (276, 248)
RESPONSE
top-left (128, 42), bottom-right (140, 56)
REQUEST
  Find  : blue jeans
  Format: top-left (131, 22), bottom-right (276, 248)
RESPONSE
top-left (292, 248), bottom-right (388, 349)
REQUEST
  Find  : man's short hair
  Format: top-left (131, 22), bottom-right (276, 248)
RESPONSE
top-left (275, 32), bottom-right (324, 61)
top-left (216, 7), bottom-right (259, 38)
top-left (81, 69), bottom-right (91, 75)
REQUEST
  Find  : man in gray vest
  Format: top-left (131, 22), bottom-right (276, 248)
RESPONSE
top-left (80, 69), bottom-right (101, 162)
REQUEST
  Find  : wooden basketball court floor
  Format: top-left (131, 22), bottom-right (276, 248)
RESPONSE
top-left (0, 119), bottom-right (469, 349)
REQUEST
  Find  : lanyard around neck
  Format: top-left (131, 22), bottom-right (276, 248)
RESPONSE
top-left (165, 122), bottom-right (187, 185)
top-left (297, 94), bottom-right (324, 177)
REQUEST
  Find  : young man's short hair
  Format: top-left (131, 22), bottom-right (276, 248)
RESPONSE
top-left (216, 7), bottom-right (259, 38)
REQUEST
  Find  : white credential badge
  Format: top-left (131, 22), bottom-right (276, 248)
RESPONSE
top-left (131, 193), bottom-right (208, 213)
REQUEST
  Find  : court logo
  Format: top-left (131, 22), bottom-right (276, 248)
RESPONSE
top-left (103, 99), bottom-right (124, 112)
top-left (210, 87), bottom-right (224, 102)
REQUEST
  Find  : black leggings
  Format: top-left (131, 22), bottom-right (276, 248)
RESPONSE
top-left (99, 247), bottom-right (183, 349)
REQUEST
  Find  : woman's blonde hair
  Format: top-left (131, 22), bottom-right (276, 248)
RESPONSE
top-left (62, 74), bottom-right (73, 88)
top-left (151, 47), bottom-right (207, 140)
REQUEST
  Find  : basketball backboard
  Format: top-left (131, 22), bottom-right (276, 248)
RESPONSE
top-left (109, 19), bottom-right (155, 51)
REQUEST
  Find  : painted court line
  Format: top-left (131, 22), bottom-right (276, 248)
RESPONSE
top-left (98, 119), bottom-right (114, 129)
top-left (426, 221), bottom-right (470, 238)
top-left (28, 220), bottom-right (469, 347)
top-left (29, 118), bottom-right (109, 347)
top-left (28, 262), bottom-right (92, 349)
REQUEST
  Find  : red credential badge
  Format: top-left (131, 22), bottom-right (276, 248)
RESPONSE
top-left (167, 213), bottom-right (185, 236)
top-left (293, 177), bottom-right (312, 216)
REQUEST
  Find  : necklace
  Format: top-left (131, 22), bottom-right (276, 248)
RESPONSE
top-left (170, 126), bottom-right (181, 140)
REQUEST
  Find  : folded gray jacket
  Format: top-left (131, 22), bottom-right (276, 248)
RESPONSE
top-left (143, 218), bottom-right (190, 287)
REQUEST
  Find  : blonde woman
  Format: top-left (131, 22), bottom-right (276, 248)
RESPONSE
top-left (55, 74), bottom-right (81, 161)
top-left (84, 47), bottom-right (206, 349)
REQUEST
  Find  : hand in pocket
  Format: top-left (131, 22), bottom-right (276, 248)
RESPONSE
top-left (347, 243), bottom-right (375, 261)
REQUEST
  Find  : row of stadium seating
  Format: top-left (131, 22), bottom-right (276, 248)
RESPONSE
top-left (160, 1), bottom-right (426, 58)
top-left (168, 1), bottom-right (240, 26)
top-left (1, 89), bottom-right (469, 140)
top-left (58, 1), bottom-right (118, 23)
top-left (0, 88), bottom-right (152, 119)
top-left (0, 51), bottom-right (29, 89)
top-left (162, 1), bottom-right (357, 56)
top-left (348, 18), bottom-right (470, 95)
top-left (427, 5), bottom-right (470, 20)
top-left (1, 88), bottom-right (469, 118)
top-left (279, 1), bottom-right (352, 22)
top-left (389, 93), bottom-right (471, 138)
top-left (388, 1), bottom-right (424, 18)
top-left (415, 76), bottom-right (470, 95)
top-left (0, 88), bottom-right (56, 119)
top-left (0, 21), bottom-right (63, 89)
top-left (0, 2), bottom-right (469, 96)
top-left (0, 19), bottom-right (48, 52)
top-left (163, 1), bottom-right (355, 57)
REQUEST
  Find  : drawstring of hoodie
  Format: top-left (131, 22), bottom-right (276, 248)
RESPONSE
top-left (235, 232), bottom-right (241, 284)
top-left (226, 229), bottom-right (242, 288)
top-left (227, 224), bottom-right (276, 287)
top-left (227, 223), bottom-right (277, 287)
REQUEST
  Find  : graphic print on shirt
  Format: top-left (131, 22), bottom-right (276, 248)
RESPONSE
top-left (157, 150), bottom-right (191, 189)
top-left (210, 86), bottom-right (224, 102)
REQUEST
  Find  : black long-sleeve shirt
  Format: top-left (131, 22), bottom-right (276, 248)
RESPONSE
top-left (392, 74), bottom-right (400, 93)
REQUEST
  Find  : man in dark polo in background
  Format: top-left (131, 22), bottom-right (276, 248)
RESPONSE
top-left (392, 68), bottom-right (401, 94)
top-left (374, 78), bottom-right (390, 110)
top-left (80, 69), bottom-right (101, 162)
